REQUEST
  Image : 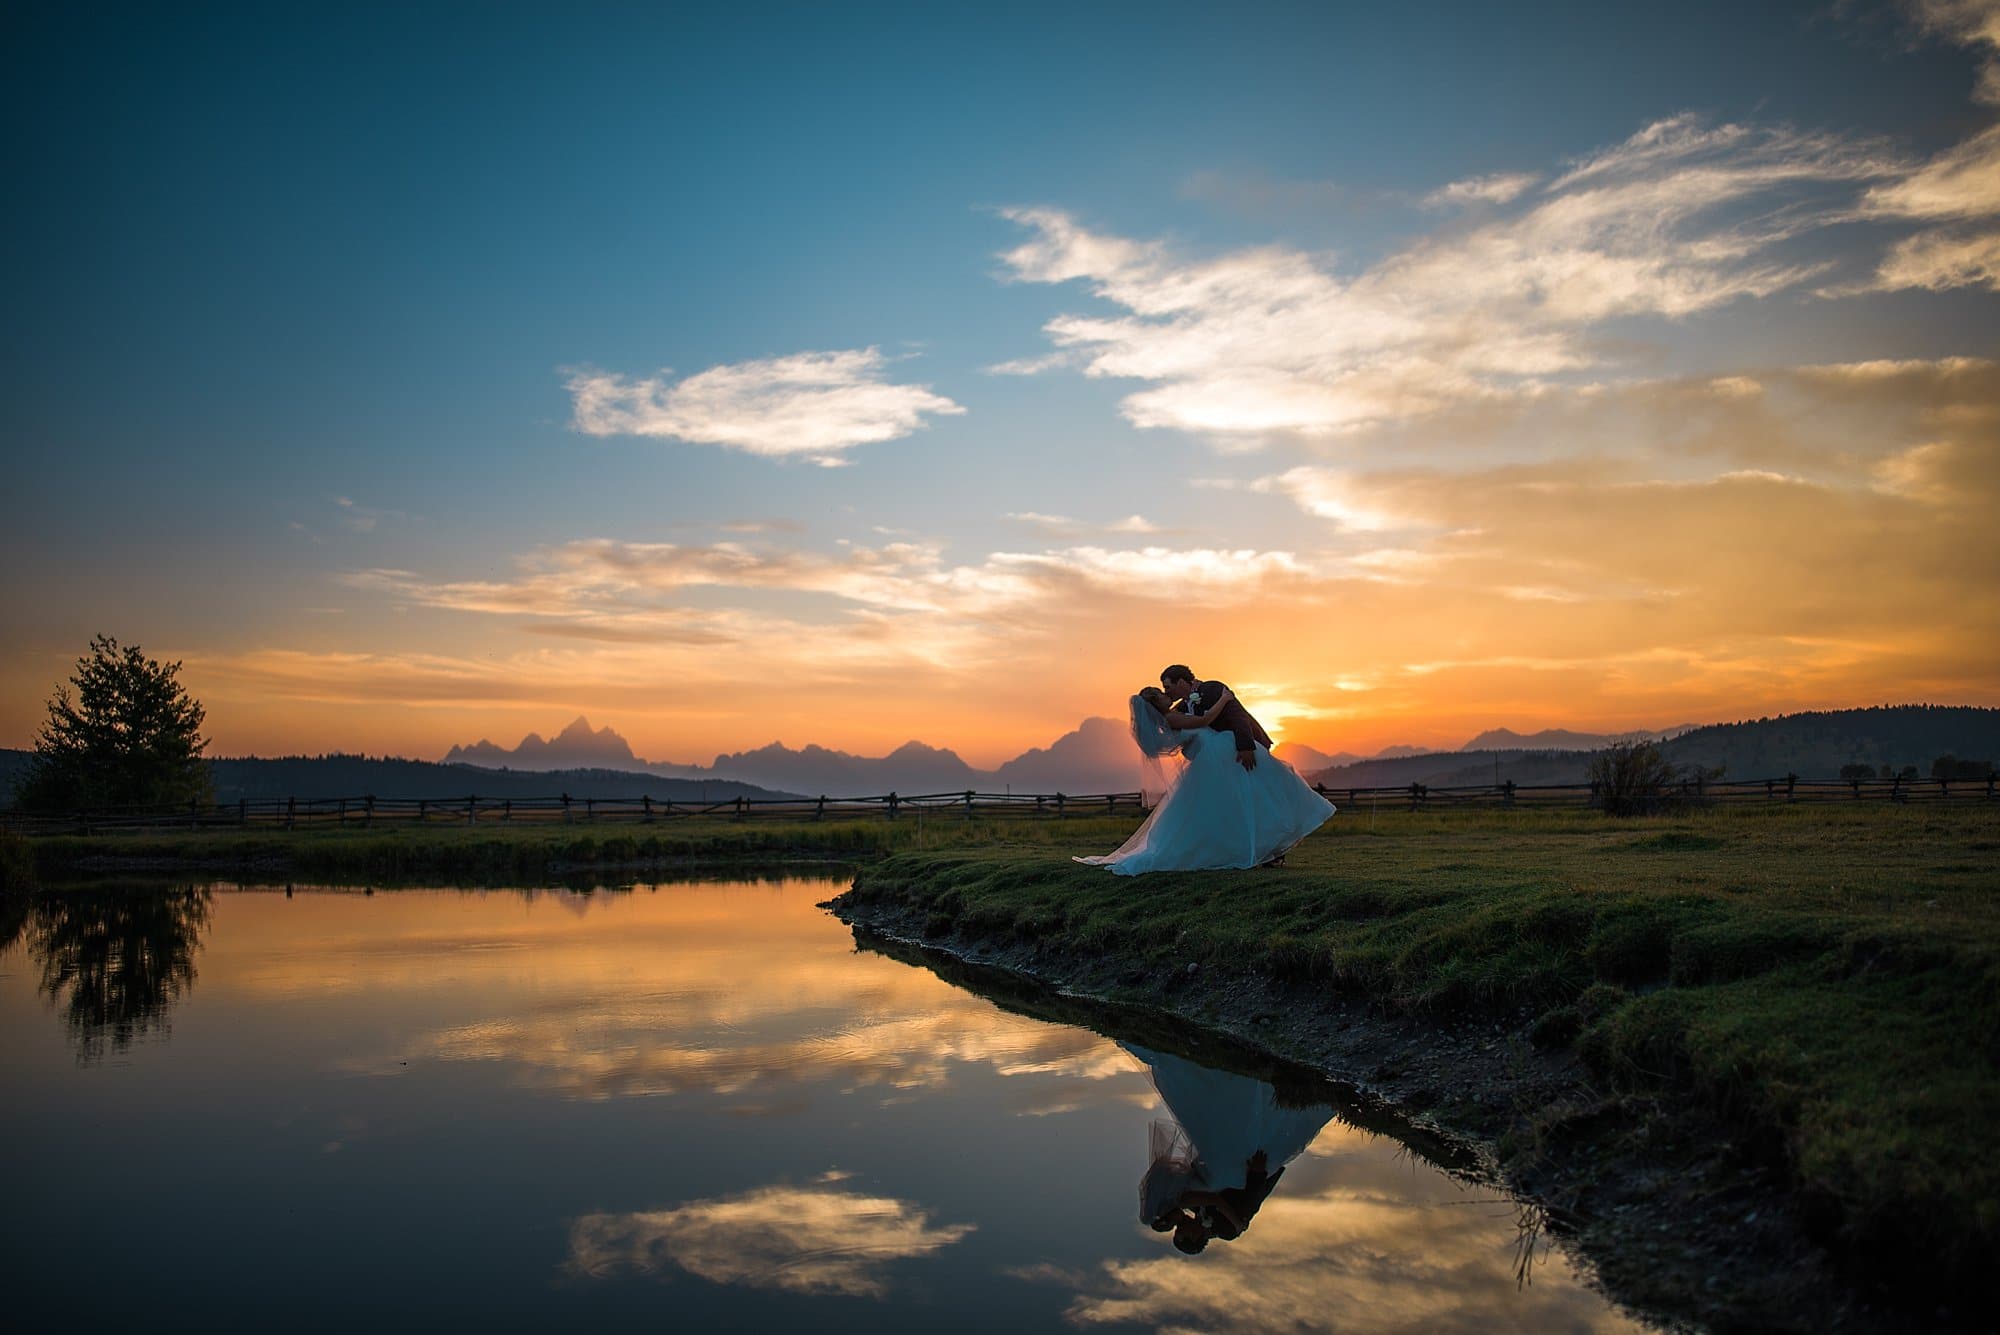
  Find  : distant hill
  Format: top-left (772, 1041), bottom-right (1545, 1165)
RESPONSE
top-left (1658, 705), bottom-right (2000, 780)
top-left (711, 719), bottom-right (1146, 796)
top-left (1307, 706), bottom-right (2000, 788)
top-left (1310, 749), bottom-right (1599, 789)
top-left (0, 749), bottom-right (791, 807)
top-left (1460, 725), bottom-right (1697, 752)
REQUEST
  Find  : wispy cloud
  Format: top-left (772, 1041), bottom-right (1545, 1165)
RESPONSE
top-left (349, 535), bottom-right (1334, 632)
top-left (566, 348), bottom-right (964, 464)
top-left (1877, 226), bottom-right (2000, 289)
top-left (333, 496), bottom-right (412, 533)
top-left (993, 116), bottom-right (1908, 440)
top-left (569, 1187), bottom-right (973, 1296)
top-left (1006, 511), bottom-right (1167, 538)
top-left (1907, 0), bottom-right (2000, 105)
top-left (1853, 5), bottom-right (2000, 290)
top-left (1423, 171), bottom-right (1540, 207)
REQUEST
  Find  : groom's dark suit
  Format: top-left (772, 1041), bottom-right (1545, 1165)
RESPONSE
top-left (1178, 680), bottom-right (1273, 760)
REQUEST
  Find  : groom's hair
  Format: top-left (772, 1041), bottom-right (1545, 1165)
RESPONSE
top-left (1160, 664), bottom-right (1194, 686)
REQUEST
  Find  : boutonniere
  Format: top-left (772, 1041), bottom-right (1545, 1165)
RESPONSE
top-left (1186, 690), bottom-right (1203, 713)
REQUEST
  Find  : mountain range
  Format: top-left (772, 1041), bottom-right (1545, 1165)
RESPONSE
top-left (437, 716), bottom-right (1538, 792)
top-left (444, 715), bottom-right (1382, 796)
top-left (8, 705), bottom-right (1992, 808)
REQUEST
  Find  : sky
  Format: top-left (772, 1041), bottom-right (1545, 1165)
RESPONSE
top-left (4, 0), bottom-right (1998, 767)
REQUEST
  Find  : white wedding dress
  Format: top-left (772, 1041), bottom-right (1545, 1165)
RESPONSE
top-left (1075, 701), bottom-right (1336, 875)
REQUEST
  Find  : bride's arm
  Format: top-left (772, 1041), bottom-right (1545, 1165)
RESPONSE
top-left (1164, 688), bottom-right (1233, 730)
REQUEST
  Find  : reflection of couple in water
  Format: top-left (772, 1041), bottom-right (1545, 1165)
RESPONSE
top-left (1124, 1042), bottom-right (1335, 1255)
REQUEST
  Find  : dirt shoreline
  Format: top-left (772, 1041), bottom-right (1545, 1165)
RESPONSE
top-left (830, 893), bottom-right (1970, 1335)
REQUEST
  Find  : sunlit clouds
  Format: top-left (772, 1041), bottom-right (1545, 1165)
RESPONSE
top-left (567, 348), bottom-right (964, 464)
top-left (994, 117), bottom-right (1919, 441)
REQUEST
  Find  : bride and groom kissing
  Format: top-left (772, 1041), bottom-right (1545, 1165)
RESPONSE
top-left (1076, 665), bottom-right (1336, 876)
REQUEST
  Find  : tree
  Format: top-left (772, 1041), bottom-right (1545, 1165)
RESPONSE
top-left (1931, 754), bottom-right (1995, 781)
top-left (14, 636), bottom-right (212, 811)
top-left (1840, 762), bottom-right (1876, 781)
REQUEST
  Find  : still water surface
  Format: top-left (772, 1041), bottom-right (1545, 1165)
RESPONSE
top-left (0, 880), bottom-right (1647, 1332)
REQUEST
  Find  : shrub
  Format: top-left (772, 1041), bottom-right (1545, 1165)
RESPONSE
top-left (1587, 742), bottom-right (1684, 816)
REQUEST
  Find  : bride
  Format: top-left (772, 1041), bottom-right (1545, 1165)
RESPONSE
top-left (1075, 686), bottom-right (1336, 875)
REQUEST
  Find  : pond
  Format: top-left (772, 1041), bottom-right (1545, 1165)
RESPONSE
top-left (0, 879), bottom-right (1648, 1332)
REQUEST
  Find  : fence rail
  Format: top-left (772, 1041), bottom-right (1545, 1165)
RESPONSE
top-left (1, 771), bottom-right (1994, 835)
top-left (0, 789), bottom-right (1149, 835)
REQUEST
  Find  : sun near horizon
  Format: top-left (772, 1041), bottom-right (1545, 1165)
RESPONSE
top-left (4, 3), bottom-right (1997, 770)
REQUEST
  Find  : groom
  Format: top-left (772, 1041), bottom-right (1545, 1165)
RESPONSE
top-left (1160, 665), bottom-right (1272, 772)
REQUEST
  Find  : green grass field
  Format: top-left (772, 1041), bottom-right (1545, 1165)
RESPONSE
top-left (839, 801), bottom-right (2000, 1290)
top-left (6, 812), bottom-right (1144, 884)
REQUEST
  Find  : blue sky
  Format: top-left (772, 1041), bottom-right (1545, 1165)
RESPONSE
top-left (5, 1), bottom-right (1998, 763)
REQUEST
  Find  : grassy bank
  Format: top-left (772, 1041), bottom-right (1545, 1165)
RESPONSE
top-left (837, 802), bottom-right (2000, 1299)
top-left (17, 814), bottom-right (1143, 884)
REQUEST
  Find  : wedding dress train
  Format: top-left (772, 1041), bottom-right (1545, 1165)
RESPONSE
top-left (1076, 727), bottom-right (1335, 875)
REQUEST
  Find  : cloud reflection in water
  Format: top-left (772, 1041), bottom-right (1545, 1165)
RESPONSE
top-left (568, 1184), bottom-right (975, 1298)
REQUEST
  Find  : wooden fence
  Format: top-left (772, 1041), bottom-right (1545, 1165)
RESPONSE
top-left (0, 789), bottom-right (1148, 835)
top-left (1, 771), bottom-right (1994, 835)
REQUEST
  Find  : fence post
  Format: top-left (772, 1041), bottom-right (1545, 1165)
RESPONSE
top-left (1940, 778), bottom-right (1950, 800)
top-left (239, 797), bottom-right (247, 827)
top-left (888, 793), bottom-right (899, 820)
top-left (1036, 795), bottom-right (1045, 816)
top-left (1786, 773), bottom-right (1797, 803)
top-left (1107, 794), bottom-right (1116, 815)
top-left (1764, 780), bottom-right (1775, 800)
top-left (1056, 793), bottom-right (1066, 819)
top-left (643, 795), bottom-right (653, 823)
top-left (467, 795), bottom-right (477, 826)
top-left (1851, 778), bottom-right (1861, 798)
top-left (816, 795), bottom-right (826, 821)
top-left (365, 795), bottom-right (375, 827)
top-left (504, 799), bottom-right (511, 822)
top-left (562, 794), bottom-right (572, 824)
top-left (287, 796), bottom-right (296, 831)
top-left (1988, 774), bottom-right (1996, 800)
top-left (964, 789), bottom-right (975, 819)
top-left (586, 797), bottom-right (595, 822)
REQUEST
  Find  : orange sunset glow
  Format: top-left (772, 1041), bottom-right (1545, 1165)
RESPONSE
top-left (6, 3), bottom-right (1997, 772)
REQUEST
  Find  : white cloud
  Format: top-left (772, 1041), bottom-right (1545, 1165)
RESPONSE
top-left (1881, 226), bottom-right (2000, 288)
top-left (569, 1186), bottom-right (974, 1297)
top-left (1865, 123), bottom-right (2000, 220)
top-left (1908, 0), bottom-right (2000, 105)
top-left (1424, 171), bottom-right (1539, 207)
top-left (994, 116), bottom-right (1906, 440)
top-left (566, 348), bottom-right (964, 462)
top-left (1251, 468), bottom-right (1409, 532)
top-left (1007, 512), bottom-right (1166, 538)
